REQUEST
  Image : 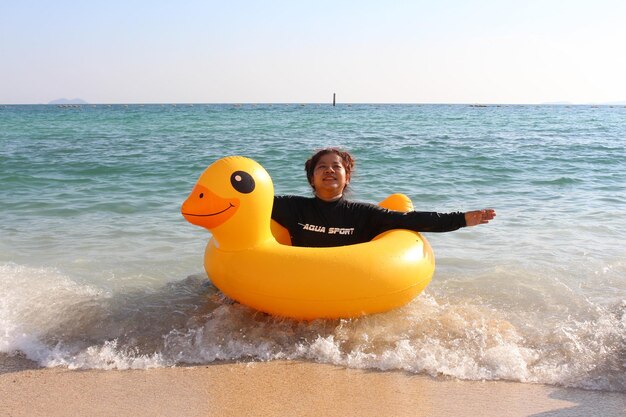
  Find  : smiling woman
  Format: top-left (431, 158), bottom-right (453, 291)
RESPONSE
top-left (271, 147), bottom-right (495, 248)
top-left (305, 148), bottom-right (355, 201)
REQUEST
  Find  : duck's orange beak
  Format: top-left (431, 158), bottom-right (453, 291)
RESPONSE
top-left (181, 184), bottom-right (239, 230)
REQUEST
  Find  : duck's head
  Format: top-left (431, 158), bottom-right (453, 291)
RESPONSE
top-left (181, 156), bottom-right (274, 250)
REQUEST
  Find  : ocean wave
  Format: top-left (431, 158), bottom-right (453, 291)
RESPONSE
top-left (530, 177), bottom-right (582, 186)
top-left (1, 263), bottom-right (624, 392)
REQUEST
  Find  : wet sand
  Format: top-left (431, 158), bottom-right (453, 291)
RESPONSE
top-left (1, 360), bottom-right (624, 417)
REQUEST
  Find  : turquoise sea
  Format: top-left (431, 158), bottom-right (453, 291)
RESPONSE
top-left (1, 104), bottom-right (624, 391)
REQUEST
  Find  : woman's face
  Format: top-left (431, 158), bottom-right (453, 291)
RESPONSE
top-left (311, 153), bottom-right (350, 200)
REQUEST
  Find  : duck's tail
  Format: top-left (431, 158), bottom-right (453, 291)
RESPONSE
top-left (378, 193), bottom-right (414, 212)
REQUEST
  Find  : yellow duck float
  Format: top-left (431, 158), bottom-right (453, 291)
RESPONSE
top-left (181, 156), bottom-right (435, 320)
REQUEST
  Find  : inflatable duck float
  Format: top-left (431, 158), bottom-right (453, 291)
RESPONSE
top-left (181, 156), bottom-right (435, 320)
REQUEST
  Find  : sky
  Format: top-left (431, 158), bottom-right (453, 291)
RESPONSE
top-left (1, 0), bottom-right (625, 104)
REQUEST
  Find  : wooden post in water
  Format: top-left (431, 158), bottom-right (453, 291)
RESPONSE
top-left (333, 93), bottom-right (336, 106)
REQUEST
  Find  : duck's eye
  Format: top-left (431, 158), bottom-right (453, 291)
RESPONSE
top-left (230, 171), bottom-right (255, 194)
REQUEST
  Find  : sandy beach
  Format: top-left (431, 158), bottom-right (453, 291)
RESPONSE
top-left (1, 359), bottom-right (623, 417)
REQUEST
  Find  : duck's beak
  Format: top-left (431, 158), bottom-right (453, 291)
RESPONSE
top-left (181, 184), bottom-right (239, 230)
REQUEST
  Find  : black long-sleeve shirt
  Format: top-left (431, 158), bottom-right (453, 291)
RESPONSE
top-left (271, 195), bottom-right (466, 247)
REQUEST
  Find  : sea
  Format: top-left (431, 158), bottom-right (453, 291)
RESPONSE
top-left (1, 103), bottom-right (624, 392)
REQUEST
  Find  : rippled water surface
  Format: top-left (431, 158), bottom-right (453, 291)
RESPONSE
top-left (1, 104), bottom-right (624, 391)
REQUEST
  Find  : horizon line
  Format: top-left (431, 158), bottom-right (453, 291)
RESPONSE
top-left (3, 101), bottom-right (626, 106)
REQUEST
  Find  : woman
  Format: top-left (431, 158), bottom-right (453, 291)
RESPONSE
top-left (271, 148), bottom-right (495, 248)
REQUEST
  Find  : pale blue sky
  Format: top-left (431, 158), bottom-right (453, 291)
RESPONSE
top-left (1, 0), bottom-right (625, 104)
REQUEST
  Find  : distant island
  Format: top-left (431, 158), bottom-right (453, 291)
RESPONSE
top-left (48, 98), bottom-right (88, 105)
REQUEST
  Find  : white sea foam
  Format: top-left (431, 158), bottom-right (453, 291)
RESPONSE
top-left (0, 263), bottom-right (103, 353)
top-left (1, 262), bottom-right (624, 391)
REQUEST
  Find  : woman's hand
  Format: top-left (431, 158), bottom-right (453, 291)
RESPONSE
top-left (465, 209), bottom-right (496, 226)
